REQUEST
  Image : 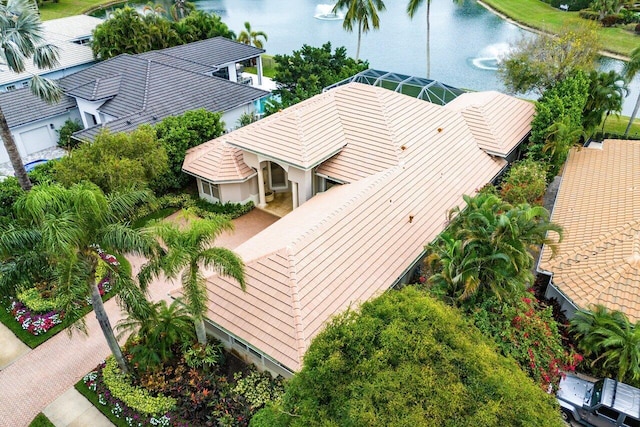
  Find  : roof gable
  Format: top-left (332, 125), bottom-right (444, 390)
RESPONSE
top-left (445, 91), bottom-right (534, 157)
top-left (183, 140), bottom-right (256, 183)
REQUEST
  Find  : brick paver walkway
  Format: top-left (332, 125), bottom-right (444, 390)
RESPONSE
top-left (0, 209), bottom-right (279, 427)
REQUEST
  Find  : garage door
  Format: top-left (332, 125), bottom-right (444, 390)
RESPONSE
top-left (19, 126), bottom-right (55, 156)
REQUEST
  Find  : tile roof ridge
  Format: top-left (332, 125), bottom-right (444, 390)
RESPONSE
top-left (283, 247), bottom-right (308, 364)
top-left (288, 165), bottom-right (400, 253)
top-left (372, 85), bottom-right (404, 163)
top-left (551, 219), bottom-right (640, 270)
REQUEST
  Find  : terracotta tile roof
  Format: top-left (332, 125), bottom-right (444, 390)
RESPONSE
top-left (445, 91), bottom-right (535, 157)
top-left (183, 140), bottom-right (256, 183)
top-left (195, 83), bottom-right (529, 371)
top-left (539, 140), bottom-right (640, 321)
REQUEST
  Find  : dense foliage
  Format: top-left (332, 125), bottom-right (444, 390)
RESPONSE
top-left (472, 291), bottom-right (580, 391)
top-left (53, 126), bottom-right (168, 193)
top-left (571, 305), bottom-right (640, 384)
top-left (56, 119), bottom-right (83, 151)
top-left (0, 177), bottom-right (23, 219)
top-left (499, 23), bottom-right (599, 95)
top-left (425, 193), bottom-right (562, 305)
top-left (499, 158), bottom-right (548, 206)
top-left (253, 287), bottom-right (564, 427)
top-left (152, 109), bottom-right (225, 194)
top-left (91, 8), bottom-right (235, 60)
top-left (526, 71), bottom-right (589, 180)
top-left (267, 42), bottom-right (368, 111)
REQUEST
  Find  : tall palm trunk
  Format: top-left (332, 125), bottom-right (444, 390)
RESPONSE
top-left (624, 92), bottom-right (640, 137)
top-left (194, 316), bottom-right (207, 345)
top-left (90, 279), bottom-right (128, 374)
top-left (0, 106), bottom-right (32, 191)
top-left (356, 22), bottom-right (362, 61)
top-left (426, 1), bottom-right (431, 78)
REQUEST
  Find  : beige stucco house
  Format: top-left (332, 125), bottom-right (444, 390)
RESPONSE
top-left (182, 82), bottom-right (535, 376)
top-left (539, 139), bottom-right (640, 322)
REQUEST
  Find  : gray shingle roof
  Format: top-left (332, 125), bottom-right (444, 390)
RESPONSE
top-left (0, 88), bottom-right (76, 128)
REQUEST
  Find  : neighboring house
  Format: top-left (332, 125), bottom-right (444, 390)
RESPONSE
top-left (0, 15), bottom-right (102, 93)
top-left (181, 82), bottom-right (535, 376)
top-left (538, 139), bottom-right (640, 322)
top-left (0, 37), bottom-right (270, 166)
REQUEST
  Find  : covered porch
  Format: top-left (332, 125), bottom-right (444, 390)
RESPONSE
top-left (260, 190), bottom-right (293, 218)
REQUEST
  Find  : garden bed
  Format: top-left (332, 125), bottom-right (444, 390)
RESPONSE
top-left (0, 253), bottom-right (130, 348)
top-left (77, 345), bottom-right (283, 427)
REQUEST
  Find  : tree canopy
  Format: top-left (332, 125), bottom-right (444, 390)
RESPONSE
top-left (267, 42), bottom-right (368, 111)
top-left (53, 125), bottom-right (168, 193)
top-left (252, 287), bottom-right (564, 427)
top-left (91, 8), bottom-right (235, 60)
top-left (498, 23), bottom-right (600, 95)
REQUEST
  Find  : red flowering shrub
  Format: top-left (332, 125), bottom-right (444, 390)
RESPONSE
top-left (472, 290), bottom-right (579, 391)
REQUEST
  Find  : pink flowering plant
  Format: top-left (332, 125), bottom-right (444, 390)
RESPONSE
top-left (9, 299), bottom-right (62, 335)
top-left (472, 290), bottom-right (581, 391)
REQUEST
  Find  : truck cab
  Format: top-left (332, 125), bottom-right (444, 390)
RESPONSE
top-left (557, 374), bottom-right (640, 427)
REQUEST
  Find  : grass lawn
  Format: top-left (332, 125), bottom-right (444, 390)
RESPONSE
top-left (602, 113), bottom-right (640, 137)
top-left (131, 207), bottom-right (180, 229)
top-left (246, 54), bottom-right (277, 79)
top-left (480, 0), bottom-right (639, 57)
top-left (38, 0), bottom-right (122, 20)
top-left (28, 413), bottom-right (55, 427)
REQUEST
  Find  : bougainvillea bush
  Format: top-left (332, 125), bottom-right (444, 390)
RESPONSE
top-left (472, 290), bottom-right (582, 391)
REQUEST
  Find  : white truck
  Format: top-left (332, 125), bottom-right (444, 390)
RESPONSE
top-left (557, 374), bottom-right (640, 427)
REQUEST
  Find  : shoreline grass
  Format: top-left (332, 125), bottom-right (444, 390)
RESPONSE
top-left (479, 0), bottom-right (639, 58)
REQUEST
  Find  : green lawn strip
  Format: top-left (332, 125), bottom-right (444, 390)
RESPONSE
top-left (246, 54), bottom-right (277, 78)
top-left (75, 380), bottom-right (129, 427)
top-left (480, 0), bottom-right (638, 57)
top-left (28, 413), bottom-right (55, 427)
top-left (0, 253), bottom-right (131, 348)
top-left (131, 207), bottom-right (179, 229)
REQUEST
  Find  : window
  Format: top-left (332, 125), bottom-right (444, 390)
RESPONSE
top-left (21, 82), bottom-right (28, 88)
top-left (200, 180), bottom-right (219, 199)
top-left (595, 406), bottom-right (620, 422)
top-left (5, 85), bottom-right (15, 92)
top-left (231, 337), bottom-right (247, 351)
top-left (84, 112), bottom-right (98, 126)
top-left (248, 346), bottom-right (262, 359)
top-left (624, 416), bottom-right (640, 427)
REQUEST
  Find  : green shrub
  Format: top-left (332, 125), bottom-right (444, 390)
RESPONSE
top-left (101, 356), bottom-right (176, 416)
top-left (579, 9), bottom-right (601, 20)
top-left (183, 341), bottom-right (225, 370)
top-left (192, 199), bottom-right (254, 220)
top-left (56, 119), bottom-right (83, 151)
top-left (499, 159), bottom-right (548, 206)
top-left (17, 287), bottom-right (59, 313)
top-left (0, 177), bottom-right (23, 218)
top-left (233, 370), bottom-right (285, 410)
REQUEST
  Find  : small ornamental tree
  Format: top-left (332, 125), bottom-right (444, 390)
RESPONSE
top-left (152, 109), bottom-right (225, 194)
top-left (56, 119), bottom-right (83, 151)
top-left (253, 287), bottom-right (565, 427)
top-left (499, 159), bottom-right (548, 206)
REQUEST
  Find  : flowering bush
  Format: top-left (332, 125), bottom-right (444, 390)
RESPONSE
top-left (8, 299), bottom-right (63, 335)
top-left (472, 290), bottom-right (580, 391)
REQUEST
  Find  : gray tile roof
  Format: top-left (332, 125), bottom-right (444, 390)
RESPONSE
top-left (139, 37), bottom-right (265, 69)
top-left (0, 88), bottom-right (76, 128)
top-left (66, 74), bottom-right (122, 101)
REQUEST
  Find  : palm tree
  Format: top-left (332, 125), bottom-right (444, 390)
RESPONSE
top-left (624, 46), bottom-right (640, 137)
top-left (0, 183), bottom-right (157, 373)
top-left (571, 305), bottom-right (640, 381)
top-left (332, 0), bottom-right (386, 61)
top-left (140, 216), bottom-right (245, 345)
top-left (407, 0), bottom-right (432, 78)
top-left (583, 70), bottom-right (627, 136)
top-left (426, 193), bottom-right (562, 303)
top-left (117, 299), bottom-right (195, 371)
top-left (0, 0), bottom-right (62, 191)
top-left (236, 21), bottom-right (268, 49)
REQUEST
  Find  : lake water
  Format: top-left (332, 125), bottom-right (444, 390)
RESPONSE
top-left (99, 0), bottom-right (640, 115)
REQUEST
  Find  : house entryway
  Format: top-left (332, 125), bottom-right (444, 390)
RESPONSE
top-left (261, 191), bottom-right (293, 218)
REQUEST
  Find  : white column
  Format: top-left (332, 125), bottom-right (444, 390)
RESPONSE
top-left (291, 181), bottom-right (299, 210)
top-left (228, 64), bottom-right (237, 83)
top-left (256, 56), bottom-right (263, 86)
top-left (257, 165), bottom-right (266, 208)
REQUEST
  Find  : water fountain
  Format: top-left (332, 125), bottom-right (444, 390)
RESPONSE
top-left (314, 4), bottom-right (343, 20)
top-left (470, 42), bottom-right (511, 71)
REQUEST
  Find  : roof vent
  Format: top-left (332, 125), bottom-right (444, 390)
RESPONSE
top-left (400, 145), bottom-right (407, 151)
top-left (126, 120), bottom-right (132, 125)
top-left (437, 127), bottom-right (443, 133)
